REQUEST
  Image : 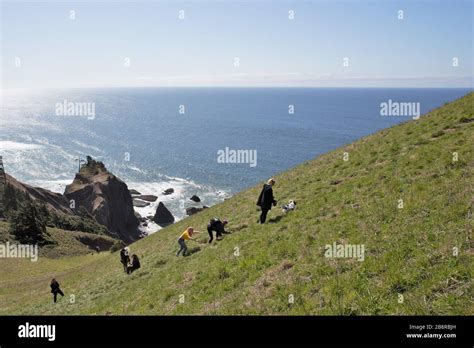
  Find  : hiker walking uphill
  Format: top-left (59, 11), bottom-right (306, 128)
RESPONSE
top-left (176, 227), bottom-right (201, 257)
top-left (50, 278), bottom-right (64, 303)
top-left (120, 247), bottom-right (130, 272)
top-left (256, 178), bottom-right (277, 223)
top-left (207, 218), bottom-right (228, 243)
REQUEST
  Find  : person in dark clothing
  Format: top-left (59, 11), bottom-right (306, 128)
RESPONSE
top-left (127, 254), bottom-right (141, 274)
top-left (207, 218), bottom-right (228, 243)
top-left (256, 178), bottom-right (277, 224)
top-left (50, 278), bottom-right (64, 303)
top-left (120, 247), bottom-right (130, 272)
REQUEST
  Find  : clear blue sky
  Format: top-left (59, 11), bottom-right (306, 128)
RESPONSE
top-left (1, 0), bottom-right (472, 88)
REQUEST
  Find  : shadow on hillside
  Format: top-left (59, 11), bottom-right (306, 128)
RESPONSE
top-left (268, 215), bottom-right (284, 224)
top-left (184, 247), bottom-right (201, 256)
top-left (228, 223), bottom-right (248, 233)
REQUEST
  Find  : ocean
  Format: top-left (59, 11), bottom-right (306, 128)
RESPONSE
top-left (0, 87), bottom-right (471, 231)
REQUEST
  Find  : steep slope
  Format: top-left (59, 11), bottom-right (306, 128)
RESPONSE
top-left (0, 93), bottom-right (472, 315)
top-left (64, 157), bottom-right (140, 243)
top-left (5, 174), bottom-right (72, 215)
top-left (3, 172), bottom-right (112, 238)
top-left (0, 221), bottom-right (118, 258)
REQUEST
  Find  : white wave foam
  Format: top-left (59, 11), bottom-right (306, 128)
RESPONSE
top-left (129, 179), bottom-right (231, 234)
top-left (128, 165), bottom-right (144, 173)
top-left (0, 141), bottom-right (43, 151)
top-left (71, 140), bottom-right (104, 154)
top-left (17, 178), bottom-right (231, 236)
top-left (1, 141), bottom-right (78, 182)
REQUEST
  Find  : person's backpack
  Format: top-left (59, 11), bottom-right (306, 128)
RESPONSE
top-left (210, 217), bottom-right (221, 226)
top-left (256, 186), bottom-right (264, 206)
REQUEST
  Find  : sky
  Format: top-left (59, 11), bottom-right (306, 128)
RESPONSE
top-left (0, 0), bottom-right (472, 88)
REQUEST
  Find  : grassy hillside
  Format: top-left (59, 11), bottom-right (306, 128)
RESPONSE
top-left (0, 93), bottom-right (472, 315)
top-left (0, 221), bottom-right (118, 258)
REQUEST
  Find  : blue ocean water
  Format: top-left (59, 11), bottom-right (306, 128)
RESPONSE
top-left (0, 87), bottom-right (470, 224)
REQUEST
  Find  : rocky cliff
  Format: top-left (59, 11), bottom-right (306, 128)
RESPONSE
top-left (64, 157), bottom-right (140, 243)
top-left (5, 174), bottom-right (73, 215)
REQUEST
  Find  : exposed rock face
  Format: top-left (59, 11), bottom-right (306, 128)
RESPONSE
top-left (136, 195), bottom-right (158, 202)
top-left (186, 207), bottom-right (199, 216)
top-left (185, 205), bottom-right (208, 216)
top-left (133, 199), bottom-right (150, 207)
top-left (152, 202), bottom-right (175, 226)
top-left (162, 188), bottom-right (174, 195)
top-left (129, 189), bottom-right (141, 195)
top-left (5, 174), bottom-right (73, 215)
top-left (64, 157), bottom-right (140, 243)
top-left (190, 195), bottom-right (201, 203)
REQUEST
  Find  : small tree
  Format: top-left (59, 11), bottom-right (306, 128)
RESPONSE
top-left (10, 200), bottom-right (46, 243)
top-left (77, 206), bottom-right (92, 219)
top-left (110, 240), bottom-right (124, 253)
top-left (4, 184), bottom-right (18, 214)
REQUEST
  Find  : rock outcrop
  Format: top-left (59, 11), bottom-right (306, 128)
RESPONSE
top-left (152, 202), bottom-right (175, 226)
top-left (185, 205), bottom-right (208, 216)
top-left (190, 195), bottom-right (201, 203)
top-left (64, 156), bottom-right (140, 243)
top-left (162, 188), bottom-right (174, 195)
top-left (5, 174), bottom-right (73, 215)
top-left (133, 199), bottom-right (150, 207)
top-left (136, 195), bottom-right (158, 202)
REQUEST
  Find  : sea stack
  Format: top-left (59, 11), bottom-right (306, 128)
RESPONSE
top-left (190, 195), bottom-right (201, 202)
top-left (162, 188), bottom-right (174, 195)
top-left (64, 156), bottom-right (140, 243)
top-left (152, 202), bottom-right (175, 226)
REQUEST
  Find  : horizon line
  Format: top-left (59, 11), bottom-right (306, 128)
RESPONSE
top-left (2, 86), bottom-right (474, 92)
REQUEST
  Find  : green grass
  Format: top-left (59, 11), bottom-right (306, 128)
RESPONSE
top-left (0, 93), bottom-right (473, 315)
top-left (0, 221), bottom-right (117, 258)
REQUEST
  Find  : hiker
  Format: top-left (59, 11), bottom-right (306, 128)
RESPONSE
top-left (176, 227), bottom-right (201, 256)
top-left (120, 247), bottom-right (130, 272)
top-left (95, 245), bottom-right (100, 253)
top-left (256, 178), bottom-right (277, 223)
top-left (127, 254), bottom-right (141, 274)
top-left (282, 200), bottom-right (297, 213)
top-left (207, 218), bottom-right (228, 243)
top-left (50, 278), bottom-right (64, 303)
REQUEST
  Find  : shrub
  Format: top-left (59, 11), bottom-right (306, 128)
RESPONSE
top-left (110, 240), bottom-right (124, 253)
top-left (49, 211), bottom-right (108, 235)
top-left (459, 116), bottom-right (474, 123)
top-left (9, 200), bottom-right (47, 243)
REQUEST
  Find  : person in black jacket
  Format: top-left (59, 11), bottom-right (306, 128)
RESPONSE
top-left (127, 254), bottom-right (141, 274)
top-left (50, 278), bottom-right (64, 303)
top-left (256, 178), bottom-right (277, 224)
top-left (207, 218), bottom-right (228, 243)
top-left (120, 247), bottom-right (130, 272)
